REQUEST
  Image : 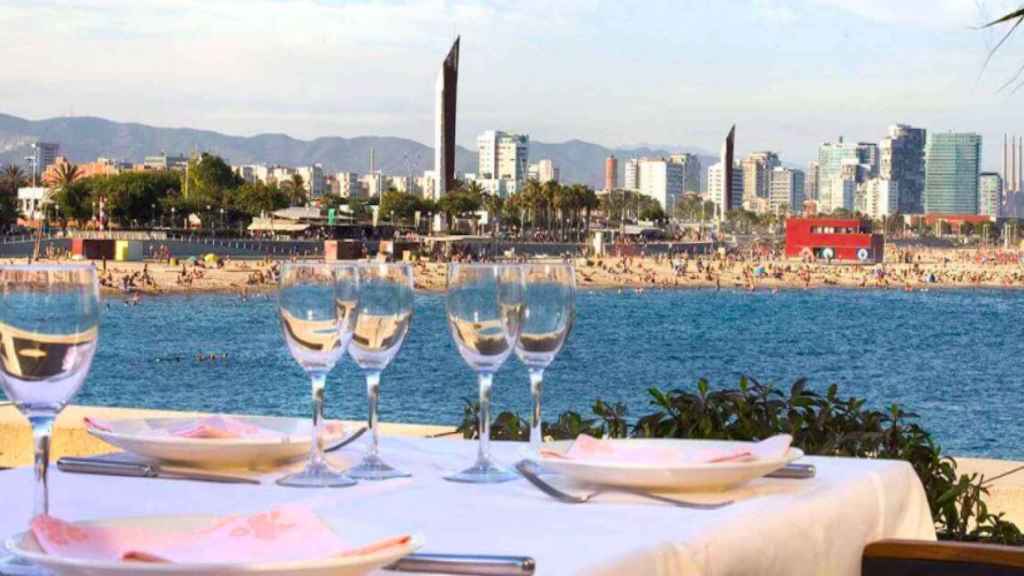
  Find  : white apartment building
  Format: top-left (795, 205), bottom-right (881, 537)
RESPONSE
top-left (769, 167), bottom-right (805, 214)
top-left (528, 159), bottom-right (559, 183)
top-left (706, 162), bottom-right (744, 216)
top-left (822, 175), bottom-right (857, 213)
top-left (862, 179), bottom-right (899, 219)
top-left (360, 172), bottom-right (386, 197)
top-left (624, 159), bottom-right (641, 190)
top-left (295, 165), bottom-right (325, 197)
top-left (333, 172), bottom-right (362, 198)
top-left (233, 165), bottom-right (257, 183)
top-left (419, 171), bottom-right (438, 200)
top-left (477, 131), bottom-right (529, 197)
top-left (980, 172), bottom-right (1003, 217)
top-left (638, 159), bottom-right (684, 213)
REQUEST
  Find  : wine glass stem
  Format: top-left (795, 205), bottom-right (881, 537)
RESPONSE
top-left (529, 368), bottom-right (544, 452)
top-left (308, 373), bottom-right (328, 468)
top-left (476, 372), bottom-right (495, 467)
top-left (30, 415), bottom-right (54, 517)
top-left (365, 370), bottom-right (382, 458)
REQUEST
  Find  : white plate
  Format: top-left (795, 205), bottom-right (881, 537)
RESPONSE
top-left (539, 438), bottom-right (804, 491)
top-left (87, 416), bottom-right (348, 468)
top-left (6, 515), bottom-right (422, 576)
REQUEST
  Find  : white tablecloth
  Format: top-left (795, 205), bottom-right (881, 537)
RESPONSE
top-left (0, 436), bottom-right (936, 575)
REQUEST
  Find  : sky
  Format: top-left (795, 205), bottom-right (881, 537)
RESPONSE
top-left (1, 0), bottom-right (1024, 169)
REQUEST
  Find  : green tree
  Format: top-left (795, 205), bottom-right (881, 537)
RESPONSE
top-left (231, 182), bottom-right (289, 218)
top-left (44, 162), bottom-right (80, 190)
top-left (379, 189), bottom-right (421, 224)
top-left (93, 171), bottom-right (182, 226)
top-left (481, 192), bottom-right (504, 237)
top-left (184, 153), bottom-right (240, 208)
top-left (0, 164), bottom-right (26, 197)
top-left (0, 194), bottom-right (19, 229)
top-left (283, 173), bottom-right (307, 206)
top-left (53, 180), bottom-right (93, 222)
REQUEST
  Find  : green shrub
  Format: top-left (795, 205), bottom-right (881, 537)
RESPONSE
top-left (456, 377), bottom-right (1023, 544)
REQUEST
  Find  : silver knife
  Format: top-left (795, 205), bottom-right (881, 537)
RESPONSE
top-left (57, 456), bottom-right (261, 485)
top-left (386, 553), bottom-right (535, 575)
top-left (766, 462), bottom-right (816, 479)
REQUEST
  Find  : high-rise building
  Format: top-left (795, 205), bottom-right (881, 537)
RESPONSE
top-left (741, 152), bottom-right (780, 207)
top-left (857, 142), bottom-right (880, 178)
top-left (881, 124), bottom-right (926, 214)
top-left (817, 138), bottom-right (863, 213)
top-left (668, 153), bottom-right (702, 195)
top-left (433, 37), bottom-right (460, 201)
top-left (769, 167), bottom-right (805, 214)
top-left (638, 159), bottom-right (684, 212)
top-left (334, 172), bottom-right (362, 198)
top-left (1003, 135), bottom-right (1023, 216)
top-left (707, 161), bottom-right (743, 216)
top-left (720, 125), bottom-right (736, 220)
top-left (979, 172), bottom-right (1003, 217)
top-left (605, 155), bottom-right (618, 191)
top-left (624, 158), bottom-right (641, 190)
top-left (863, 178), bottom-right (899, 219)
top-left (528, 159), bottom-right (559, 183)
top-left (295, 165), bottom-right (325, 197)
top-left (924, 132), bottom-right (981, 214)
top-left (805, 161), bottom-right (819, 200)
top-left (30, 142), bottom-right (59, 182)
top-left (478, 130), bottom-right (529, 179)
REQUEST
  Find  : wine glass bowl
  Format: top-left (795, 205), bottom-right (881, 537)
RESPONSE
top-left (276, 262), bottom-right (359, 488)
top-left (445, 263), bottom-right (525, 484)
top-left (347, 262), bottom-right (414, 481)
top-left (0, 263), bottom-right (100, 575)
top-left (514, 263), bottom-right (576, 452)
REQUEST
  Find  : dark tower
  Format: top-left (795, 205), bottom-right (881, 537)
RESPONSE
top-left (434, 37), bottom-right (460, 198)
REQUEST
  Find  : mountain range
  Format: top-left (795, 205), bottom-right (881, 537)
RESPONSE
top-left (0, 113), bottom-right (717, 189)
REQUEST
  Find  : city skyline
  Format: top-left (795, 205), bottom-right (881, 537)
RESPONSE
top-left (2, 1), bottom-right (1024, 171)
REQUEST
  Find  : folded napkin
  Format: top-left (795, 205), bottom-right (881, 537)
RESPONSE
top-left (541, 434), bottom-right (793, 466)
top-left (84, 416), bottom-right (345, 440)
top-left (31, 506), bottom-right (411, 564)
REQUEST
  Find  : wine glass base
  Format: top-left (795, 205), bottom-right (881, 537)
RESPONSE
top-left (276, 461), bottom-right (356, 488)
top-left (347, 454), bottom-right (411, 481)
top-left (0, 552), bottom-right (49, 575)
top-left (444, 460), bottom-right (519, 484)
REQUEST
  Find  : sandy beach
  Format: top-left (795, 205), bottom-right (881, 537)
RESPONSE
top-left (9, 244), bottom-right (1024, 295)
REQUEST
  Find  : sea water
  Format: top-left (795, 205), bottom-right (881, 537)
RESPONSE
top-left (22, 288), bottom-right (1024, 459)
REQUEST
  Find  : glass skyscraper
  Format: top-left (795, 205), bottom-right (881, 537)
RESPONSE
top-left (924, 133), bottom-right (981, 214)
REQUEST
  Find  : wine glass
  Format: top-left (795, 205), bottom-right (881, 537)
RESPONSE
top-left (0, 264), bottom-right (100, 575)
top-left (277, 261), bottom-right (359, 488)
top-left (445, 263), bottom-right (524, 483)
top-left (347, 262), bottom-right (414, 480)
top-left (515, 263), bottom-right (576, 453)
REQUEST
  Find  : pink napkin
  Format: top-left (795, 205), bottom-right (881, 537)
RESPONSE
top-left (84, 416), bottom-right (346, 440)
top-left (541, 434), bottom-right (793, 465)
top-left (31, 506), bottom-right (411, 564)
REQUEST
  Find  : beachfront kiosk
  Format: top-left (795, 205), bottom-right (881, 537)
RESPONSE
top-left (785, 217), bottom-right (883, 263)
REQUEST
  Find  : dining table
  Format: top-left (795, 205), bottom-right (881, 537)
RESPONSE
top-left (0, 435), bottom-right (937, 576)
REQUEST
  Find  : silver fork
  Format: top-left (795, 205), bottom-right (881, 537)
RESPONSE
top-left (515, 460), bottom-right (733, 510)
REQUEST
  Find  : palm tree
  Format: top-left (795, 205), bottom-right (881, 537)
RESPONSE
top-left (981, 7), bottom-right (1024, 93)
top-left (579, 185), bottom-right (598, 239)
top-left (44, 161), bottom-right (80, 190)
top-left (285, 173), bottom-right (306, 206)
top-left (2, 164), bottom-right (25, 186)
top-left (481, 192), bottom-right (504, 237)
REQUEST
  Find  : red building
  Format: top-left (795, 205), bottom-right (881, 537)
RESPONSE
top-left (785, 218), bottom-right (884, 263)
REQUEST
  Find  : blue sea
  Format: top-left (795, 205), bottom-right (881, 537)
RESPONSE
top-left (18, 288), bottom-right (1024, 459)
